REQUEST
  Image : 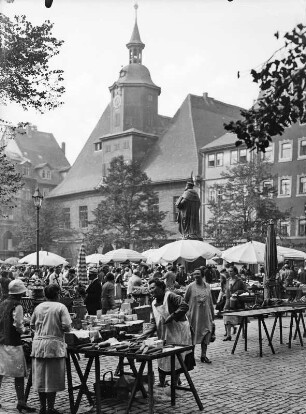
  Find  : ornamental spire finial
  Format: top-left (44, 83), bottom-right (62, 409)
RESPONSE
top-left (134, 2), bottom-right (138, 21)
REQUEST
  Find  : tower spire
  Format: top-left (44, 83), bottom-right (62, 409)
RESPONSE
top-left (134, 1), bottom-right (138, 21)
top-left (126, 2), bottom-right (145, 64)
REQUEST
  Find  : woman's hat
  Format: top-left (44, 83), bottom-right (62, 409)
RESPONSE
top-left (9, 279), bottom-right (27, 295)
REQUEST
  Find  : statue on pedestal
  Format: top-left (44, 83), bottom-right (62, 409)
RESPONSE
top-left (176, 180), bottom-right (201, 240)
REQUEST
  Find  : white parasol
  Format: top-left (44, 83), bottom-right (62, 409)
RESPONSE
top-left (221, 241), bottom-right (284, 264)
top-left (86, 253), bottom-right (107, 264)
top-left (19, 251), bottom-right (69, 267)
top-left (102, 248), bottom-right (145, 263)
top-left (151, 239), bottom-right (221, 263)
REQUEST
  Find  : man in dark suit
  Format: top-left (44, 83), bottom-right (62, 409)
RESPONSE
top-left (84, 268), bottom-right (102, 315)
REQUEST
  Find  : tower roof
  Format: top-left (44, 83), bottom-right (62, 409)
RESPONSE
top-left (127, 20), bottom-right (144, 47)
top-left (126, 3), bottom-right (145, 64)
top-left (127, 2), bottom-right (144, 48)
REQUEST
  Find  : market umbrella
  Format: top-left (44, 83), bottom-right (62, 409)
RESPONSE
top-left (277, 246), bottom-right (306, 261)
top-left (76, 244), bottom-right (88, 285)
top-left (4, 257), bottom-right (21, 265)
top-left (86, 253), bottom-right (106, 264)
top-left (221, 240), bottom-right (283, 264)
top-left (142, 249), bottom-right (168, 266)
top-left (151, 239), bottom-right (221, 263)
top-left (19, 251), bottom-right (68, 267)
top-left (264, 220), bottom-right (278, 299)
top-left (102, 248), bottom-right (145, 263)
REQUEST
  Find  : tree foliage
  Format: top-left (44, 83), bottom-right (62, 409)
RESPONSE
top-left (0, 142), bottom-right (23, 215)
top-left (14, 199), bottom-right (76, 253)
top-left (204, 157), bottom-right (289, 246)
top-left (85, 156), bottom-right (168, 253)
top-left (225, 23), bottom-right (306, 152)
top-left (0, 13), bottom-right (65, 210)
top-left (0, 13), bottom-right (65, 112)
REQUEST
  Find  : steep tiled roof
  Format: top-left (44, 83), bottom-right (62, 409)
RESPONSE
top-left (49, 106), bottom-right (171, 198)
top-left (15, 129), bottom-right (69, 169)
top-left (49, 94), bottom-right (243, 197)
top-left (48, 105), bottom-right (111, 198)
top-left (143, 94), bottom-right (243, 182)
top-left (34, 162), bottom-right (49, 169)
top-left (201, 132), bottom-right (238, 151)
top-left (143, 95), bottom-right (198, 182)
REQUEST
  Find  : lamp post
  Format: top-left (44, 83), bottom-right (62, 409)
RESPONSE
top-left (32, 187), bottom-right (43, 273)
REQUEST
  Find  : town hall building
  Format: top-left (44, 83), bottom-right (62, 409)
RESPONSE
top-left (47, 8), bottom-right (247, 263)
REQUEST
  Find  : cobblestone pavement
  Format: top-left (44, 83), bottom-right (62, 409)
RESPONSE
top-left (1, 315), bottom-right (306, 414)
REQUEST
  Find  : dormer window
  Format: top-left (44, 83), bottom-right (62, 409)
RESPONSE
top-left (22, 166), bottom-right (31, 176)
top-left (42, 169), bottom-right (51, 180)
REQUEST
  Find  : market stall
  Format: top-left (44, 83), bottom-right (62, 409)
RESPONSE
top-left (223, 304), bottom-right (306, 357)
top-left (64, 342), bottom-right (203, 414)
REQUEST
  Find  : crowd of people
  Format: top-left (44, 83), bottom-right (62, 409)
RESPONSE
top-left (1, 258), bottom-right (306, 412)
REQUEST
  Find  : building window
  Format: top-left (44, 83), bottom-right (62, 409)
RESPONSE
top-left (173, 196), bottom-right (180, 222)
top-left (115, 113), bottom-right (120, 127)
top-left (63, 208), bottom-right (70, 229)
top-left (261, 180), bottom-right (274, 198)
top-left (102, 163), bottom-right (110, 177)
top-left (298, 138), bottom-right (306, 159)
top-left (23, 188), bottom-right (31, 201)
top-left (22, 166), bottom-right (30, 176)
top-left (208, 154), bottom-right (215, 167)
top-left (261, 144), bottom-right (274, 162)
top-left (279, 177), bottom-right (291, 197)
top-left (79, 206), bottom-right (88, 228)
top-left (114, 143), bottom-right (120, 151)
top-left (208, 187), bottom-right (215, 202)
top-left (230, 150), bottom-right (238, 164)
top-left (298, 176), bottom-right (306, 195)
top-left (216, 152), bottom-right (224, 166)
top-left (147, 113), bottom-right (153, 126)
top-left (148, 94), bottom-right (153, 102)
top-left (239, 149), bottom-right (247, 163)
top-left (298, 218), bottom-right (306, 236)
top-left (123, 141), bottom-right (129, 149)
top-left (279, 221), bottom-right (290, 236)
top-left (105, 145), bottom-right (111, 153)
top-left (279, 141), bottom-right (292, 162)
top-left (2, 231), bottom-right (13, 250)
top-left (42, 169), bottom-right (51, 180)
top-left (94, 142), bottom-right (102, 151)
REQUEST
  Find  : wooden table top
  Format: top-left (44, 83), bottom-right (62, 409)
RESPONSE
top-left (223, 305), bottom-right (306, 318)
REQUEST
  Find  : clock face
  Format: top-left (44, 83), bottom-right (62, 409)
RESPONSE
top-left (113, 95), bottom-right (121, 109)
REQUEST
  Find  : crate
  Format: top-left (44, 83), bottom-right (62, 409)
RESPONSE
top-left (133, 305), bottom-right (151, 322)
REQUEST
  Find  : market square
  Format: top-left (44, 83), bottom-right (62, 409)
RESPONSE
top-left (1, 1), bottom-right (306, 413)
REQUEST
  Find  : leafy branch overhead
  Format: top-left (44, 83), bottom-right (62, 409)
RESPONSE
top-left (0, 13), bottom-right (65, 112)
top-left (225, 23), bottom-right (306, 152)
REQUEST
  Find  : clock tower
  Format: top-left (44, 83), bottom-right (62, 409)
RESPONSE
top-left (108, 3), bottom-right (160, 135)
top-left (100, 3), bottom-right (161, 169)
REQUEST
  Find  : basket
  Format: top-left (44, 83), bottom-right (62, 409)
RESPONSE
top-left (94, 371), bottom-right (117, 399)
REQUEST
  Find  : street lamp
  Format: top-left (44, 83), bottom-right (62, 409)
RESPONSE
top-left (32, 187), bottom-right (43, 273)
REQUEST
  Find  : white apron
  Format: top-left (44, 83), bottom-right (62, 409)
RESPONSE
top-left (152, 291), bottom-right (192, 372)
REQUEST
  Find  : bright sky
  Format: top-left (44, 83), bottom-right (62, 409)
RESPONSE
top-left (1, 0), bottom-right (305, 164)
